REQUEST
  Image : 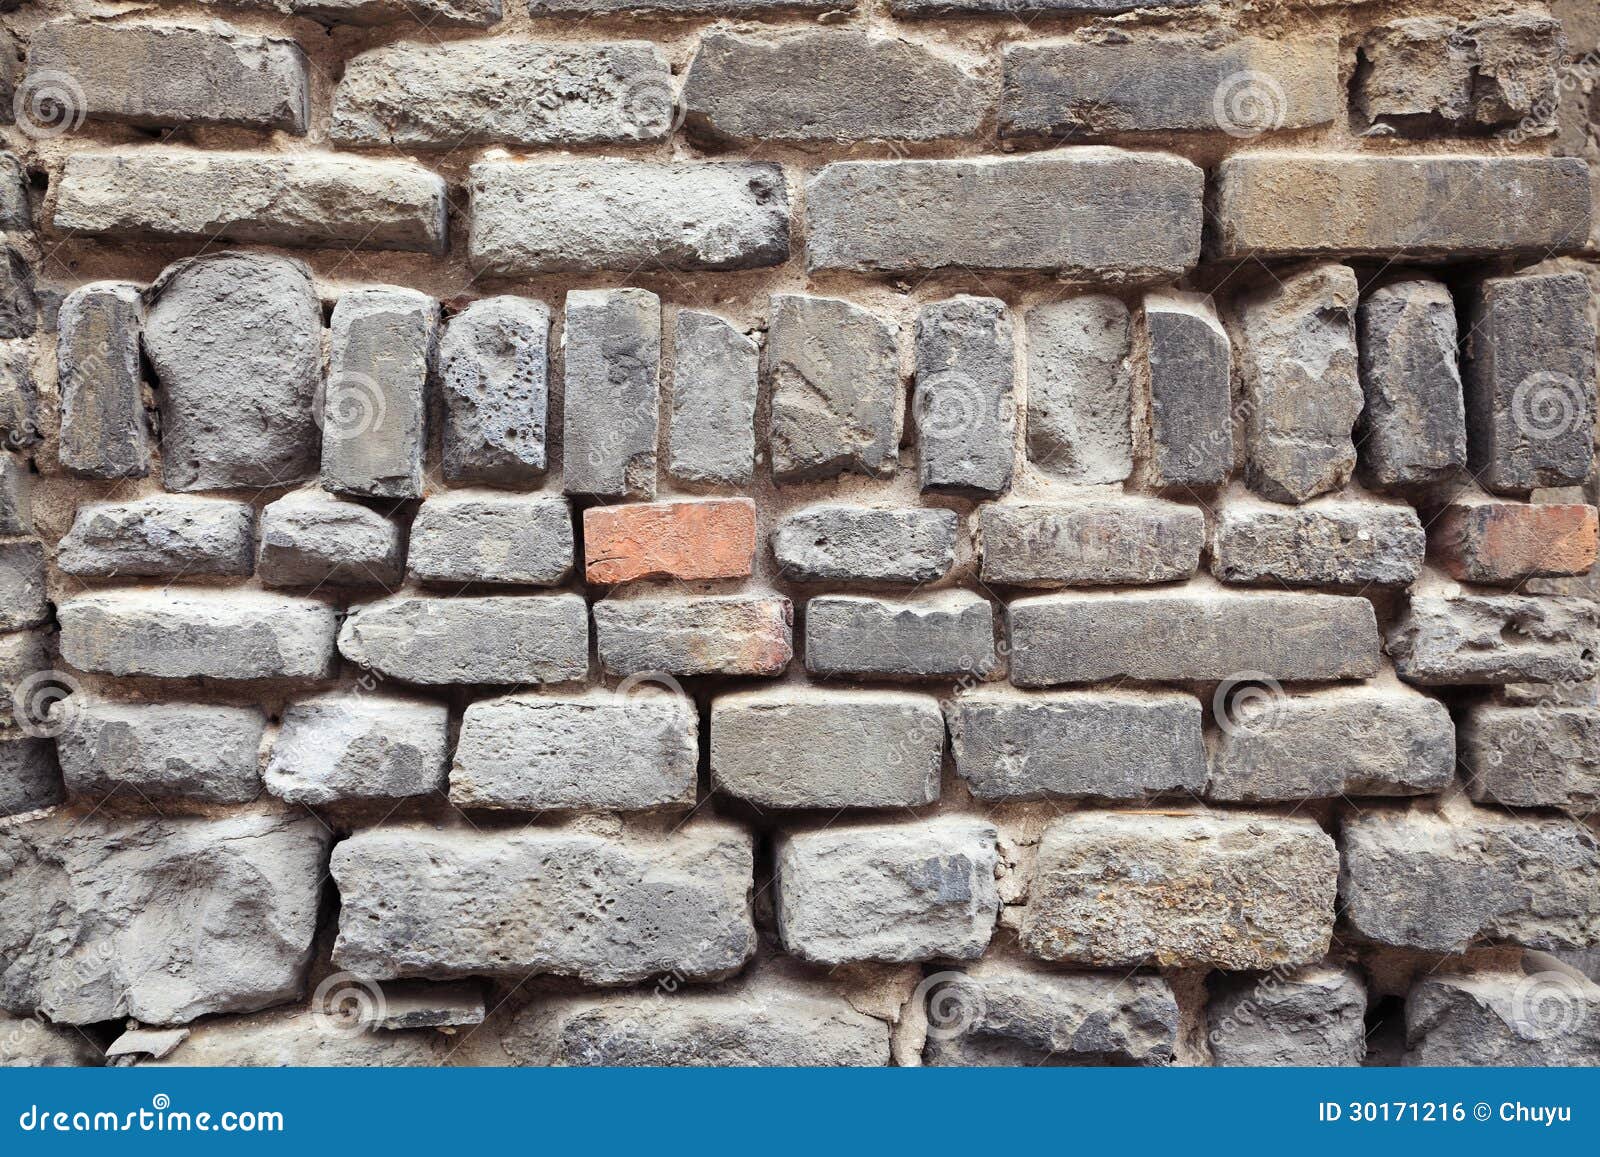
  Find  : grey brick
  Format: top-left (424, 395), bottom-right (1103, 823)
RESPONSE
top-left (1008, 591), bottom-right (1381, 686)
top-left (669, 310), bottom-right (757, 488)
top-left (0, 244), bottom-right (35, 340)
top-left (57, 282), bottom-right (149, 480)
top-left (0, 540), bottom-right (46, 632)
top-left (531, 0), bottom-right (839, 12)
top-left (138, 1007), bottom-right (443, 1067)
top-left (1464, 271), bottom-right (1597, 493)
top-left (331, 821), bottom-right (755, 984)
top-left (0, 340), bottom-right (35, 448)
top-left (58, 496), bottom-right (253, 579)
top-left (297, 0), bottom-right (500, 25)
top-left (776, 818), bottom-right (998, 965)
top-left (438, 296), bottom-right (549, 487)
top-left (805, 591), bottom-right (996, 680)
top-left (27, 19), bottom-right (308, 133)
top-left (321, 287), bottom-right (437, 500)
top-left (1387, 594), bottom-right (1600, 685)
top-left (256, 489), bottom-right (403, 589)
top-left (949, 688), bottom-right (1205, 802)
top-left (562, 288), bottom-right (659, 501)
top-left (338, 594), bottom-right (588, 686)
top-left (1025, 295), bottom-right (1132, 483)
top-left (0, 735), bottom-right (61, 817)
top-left (771, 505), bottom-right (957, 584)
top-left (0, 154), bottom-right (29, 232)
top-left (806, 152), bottom-right (1203, 277)
top-left (1209, 502), bottom-right (1425, 587)
top-left (263, 694), bottom-right (448, 806)
top-left (1140, 291), bottom-right (1232, 488)
top-left (684, 28), bottom-right (984, 145)
top-left (1002, 35), bottom-right (1340, 138)
top-left (373, 982), bottom-right (485, 1031)
top-left (1208, 965), bottom-right (1367, 1067)
top-left (1404, 969), bottom-right (1600, 1066)
top-left (0, 452), bottom-right (29, 535)
top-left (55, 699), bottom-right (265, 803)
top-left (892, 0), bottom-right (1203, 12)
top-left (145, 252), bottom-right (320, 492)
top-left (452, 691), bottom-right (697, 812)
top-left (408, 491), bottom-right (572, 587)
top-left (914, 296), bottom-right (1015, 495)
top-left (333, 40), bottom-right (670, 148)
top-left (58, 589), bottom-right (337, 680)
top-left (1230, 263), bottom-right (1362, 504)
top-left (1356, 278), bottom-right (1467, 488)
top-left (1207, 686), bottom-right (1455, 802)
top-left (710, 687), bottom-right (943, 809)
top-left (978, 499), bottom-right (1203, 587)
top-left (469, 160), bottom-right (789, 275)
top-left (1022, 813), bottom-right (1338, 969)
top-left (595, 595), bottom-right (792, 677)
top-left (0, 630), bottom-right (50, 726)
top-left (1210, 154), bottom-right (1592, 259)
top-left (54, 150), bottom-right (448, 254)
top-left (767, 294), bottom-right (900, 484)
top-left (1461, 704), bottom-right (1600, 816)
top-left (1340, 808), bottom-right (1600, 953)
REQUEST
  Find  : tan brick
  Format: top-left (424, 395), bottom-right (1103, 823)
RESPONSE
top-left (584, 498), bottom-right (756, 584)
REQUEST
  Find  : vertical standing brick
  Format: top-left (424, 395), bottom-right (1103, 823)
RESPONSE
top-left (57, 281), bottom-right (150, 480)
top-left (1231, 264), bottom-right (1362, 504)
top-left (0, 539), bottom-right (47, 631)
top-left (1432, 501), bottom-right (1599, 584)
top-left (0, 341), bottom-right (36, 448)
top-left (914, 296), bottom-right (1015, 496)
top-left (0, 154), bottom-right (30, 233)
top-left (321, 287), bottom-right (438, 500)
top-left (767, 294), bottom-right (900, 484)
top-left (1465, 271), bottom-right (1597, 494)
top-left (0, 452), bottom-right (28, 534)
top-left (0, 734), bottom-right (62, 817)
top-left (669, 310), bottom-right (757, 488)
top-left (1356, 278), bottom-right (1467, 488)
top-left (584, 498), bottom-right (756, 584)
top-left (0, 244), bottom-right (35, 339)
top-left (1026, 296), bottom-right (1132, 484)
top-left (438, 295), bottom-right (549, 487)
top-left (562, 288), bottom-right (659, 500)
top-left (1140, 290), bottom-right (1231, 488)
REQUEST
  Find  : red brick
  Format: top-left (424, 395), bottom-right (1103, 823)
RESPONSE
top-left (1432, 502), bottom-right (1598, 584)
top-left (584, 498), bottom-right (756, 584)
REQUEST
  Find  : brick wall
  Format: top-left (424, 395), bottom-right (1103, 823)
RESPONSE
top-left (1, 0), bottom-right (1598, 1067)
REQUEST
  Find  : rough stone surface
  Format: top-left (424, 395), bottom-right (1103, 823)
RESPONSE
top-left (1141, 291), bottom-right (1232, 488)
top-left (584, 498), bottom-right (755, 584)
top-left (0, 454), bottom-right (25, 536)
top-left (0, 342), bottom-right (36, 449)
top-left (56, 281), bottom-right (149, 480)
top-left (1387, 594), bottom-right (1600, 685)
top-left (374, 981), bottom-right (485, 1031)
top-left (1340, 808), bottom-right (1600, 953)
top-left (0, 810), bottom-right (330, 1025)
top-left (1025, 296), bottom-right (1132, 484)
top-left (949, 688), bottom-right (1205, 802)
top-left (438, 296), bottom-right (549, 487)
top-left (806, 592), bottom-right (996, 680)
top-left (914, 296), bottom-right (1016, 495)
top-left (256, 489), bottom-right (403, 589)
top-left (57, 496), bottom-right (255, 579)
top-left (1432, 502), bottom-right (1599, 584)
top-left (0, 155), bottom-right (29, 233)
top-left (0, 630), bottom-right (50, 727)
top-left (1461, 704), bottom-right (1600, 816)
top-left (1209, 503), bottom-right (1425, 587)
top-left (0, 1015), bottom-right (100, 1067)
top-left (264, 694), bottom-right (449, 806)
top-left (1021, 813), bottom-right (1339, 969)
top-left (891, 0), bottom-right (1205, 14)
top-left (776, 818), bottom-right (999, 965)
top-left (1208, 966), bottom-right (1367, 1067)
top-left (771, 505), bottom-right (957, 584)
top-left (451, 691), bottom-right (697, 811)
top-left (669, 310), bottom-right (757, 488)
top-left (594, 596), bottom-right (792, 677)
top-left (562, 288), bottom-right (659, 501)
top-left (297, 0), bottom-right (499, 25)
top-left (978, 500), bottom-right (1203, 587)
top-left (1404, 969), bottom-right (1600, 1066)
top-left (55, 699), bottom-right (266, 803)
top-left (141, 1008), bottom-right (443, 1067)
top-left (0, 735), bottom-right (62, 817)
top-left (331, 822), bottom-right (755, 984)
top-left (408, 491), bottom-right (573, 586)
top-left (338, 595), bottom-right (588, 686)
top-left (0, 540), bottom-right (47, 632)
top-left (711, 687), bottom-right (943, 808)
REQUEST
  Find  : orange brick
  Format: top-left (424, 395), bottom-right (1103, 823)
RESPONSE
top-left (1432, 503), bottom-right (1598, 584)
top-left (584, 498), bottom-right (757, 584)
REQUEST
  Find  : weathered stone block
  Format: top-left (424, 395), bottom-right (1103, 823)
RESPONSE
top-left (584, 498), bottom-right (755, 584)
top-left (408, 491), bottom-right (573, 587)
top-left (1356, 278), bottom-right (1467, 488)
top-left (710, 687), bottom-right (943, 808)
top-left (0, 454), bottom-right (26, 537)
top-left (256, 489), bottom-right (403, 589)
top-left (669, 310), bottom-right (757, 488)
top-left (56, 281), bottom-right (149, 480)
top-left (332, 40), bottom-right (671, 148)
top-left (438, 296), bottom-right (549, 487)
top-left (806, 592), bottom-right (996, 680)
top-left (298, 0), bottom-right (499, 25)
top-left (1140, 291), bottom-right (1232, 488)
top-left (0, 540), bottom-right (47, 632)
top-left (562, 288), bottom-right (659, 501)
top-left (263, 694), bottom-right (448, 806)
top-left (139, 1007), bottom-right (443, 1067)
top-left (58, 589), bottom-right (337, 680)
top-left (776, 818), bottom-right (999, 964)
top-left (451, 691), bottom-right (697, 811)
top-left (1387, 594), bottom-right (1600, 685)
top-left (531, 0), bottom-right (837, 10)
top-left (914, 296), bottom-right (1015, 495)
top-left (470, 160), bottom-right (788, 274)
top-left (1209, 502), bottom-right (1425, 587)
top-left (594, 595), bottom-right (792, 677)
top-left (950, 688), bottom-right (1204, 802)
top-left (978, 500), bottom-right (1203, 587)
top-left (0, 341), bottom-right (36, 448)
top-left (1025, 296), bottom-right (1132, 483)
top-left (1207, 686), bottom-right (1454, 802)
top-left (1341, 808), bottom-right (1600, 952)
top-left (1404, 969), bottom-right (1600, 1066)
top-left (767, 294), bottom-right (900, 484)
top-left (772, 505), bottom-right (957, 584)
top-left (892, 0), bottom-right (1204, 13)
top-left (57, 496), bottom-right (254, 578)
top-left (55, 699), bottom-right (265, 803)
top-left (331, 822), bottom-right (755, 984)
top-left (0, 1014), bottom-right (100, 1067)
top-left (338, 595), bottom-right (588, 686)
top-left (0, 154), bottom-right (29, 233)
top-left (1008, 591), bottom-right (1381, 686)
top-left (1432, 502), bottom-right (1599, 583)
top-left (0, 735), bottom-right (61, 817)
top-left (0, 630), bottom-right (49, 726)
top-left (0, 811), bottom-right (330, 1024)
top-left (1208, 966), bottom-right (1367, 1067)
top-left (144, 252), bottom-right (320, 492)
top-left (1461, 704), bottom-right (1600, 816)
top-left (806, 151), bottom-right (1204, 278)
top-left (1021, 813), bottom-right (1338, 969)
